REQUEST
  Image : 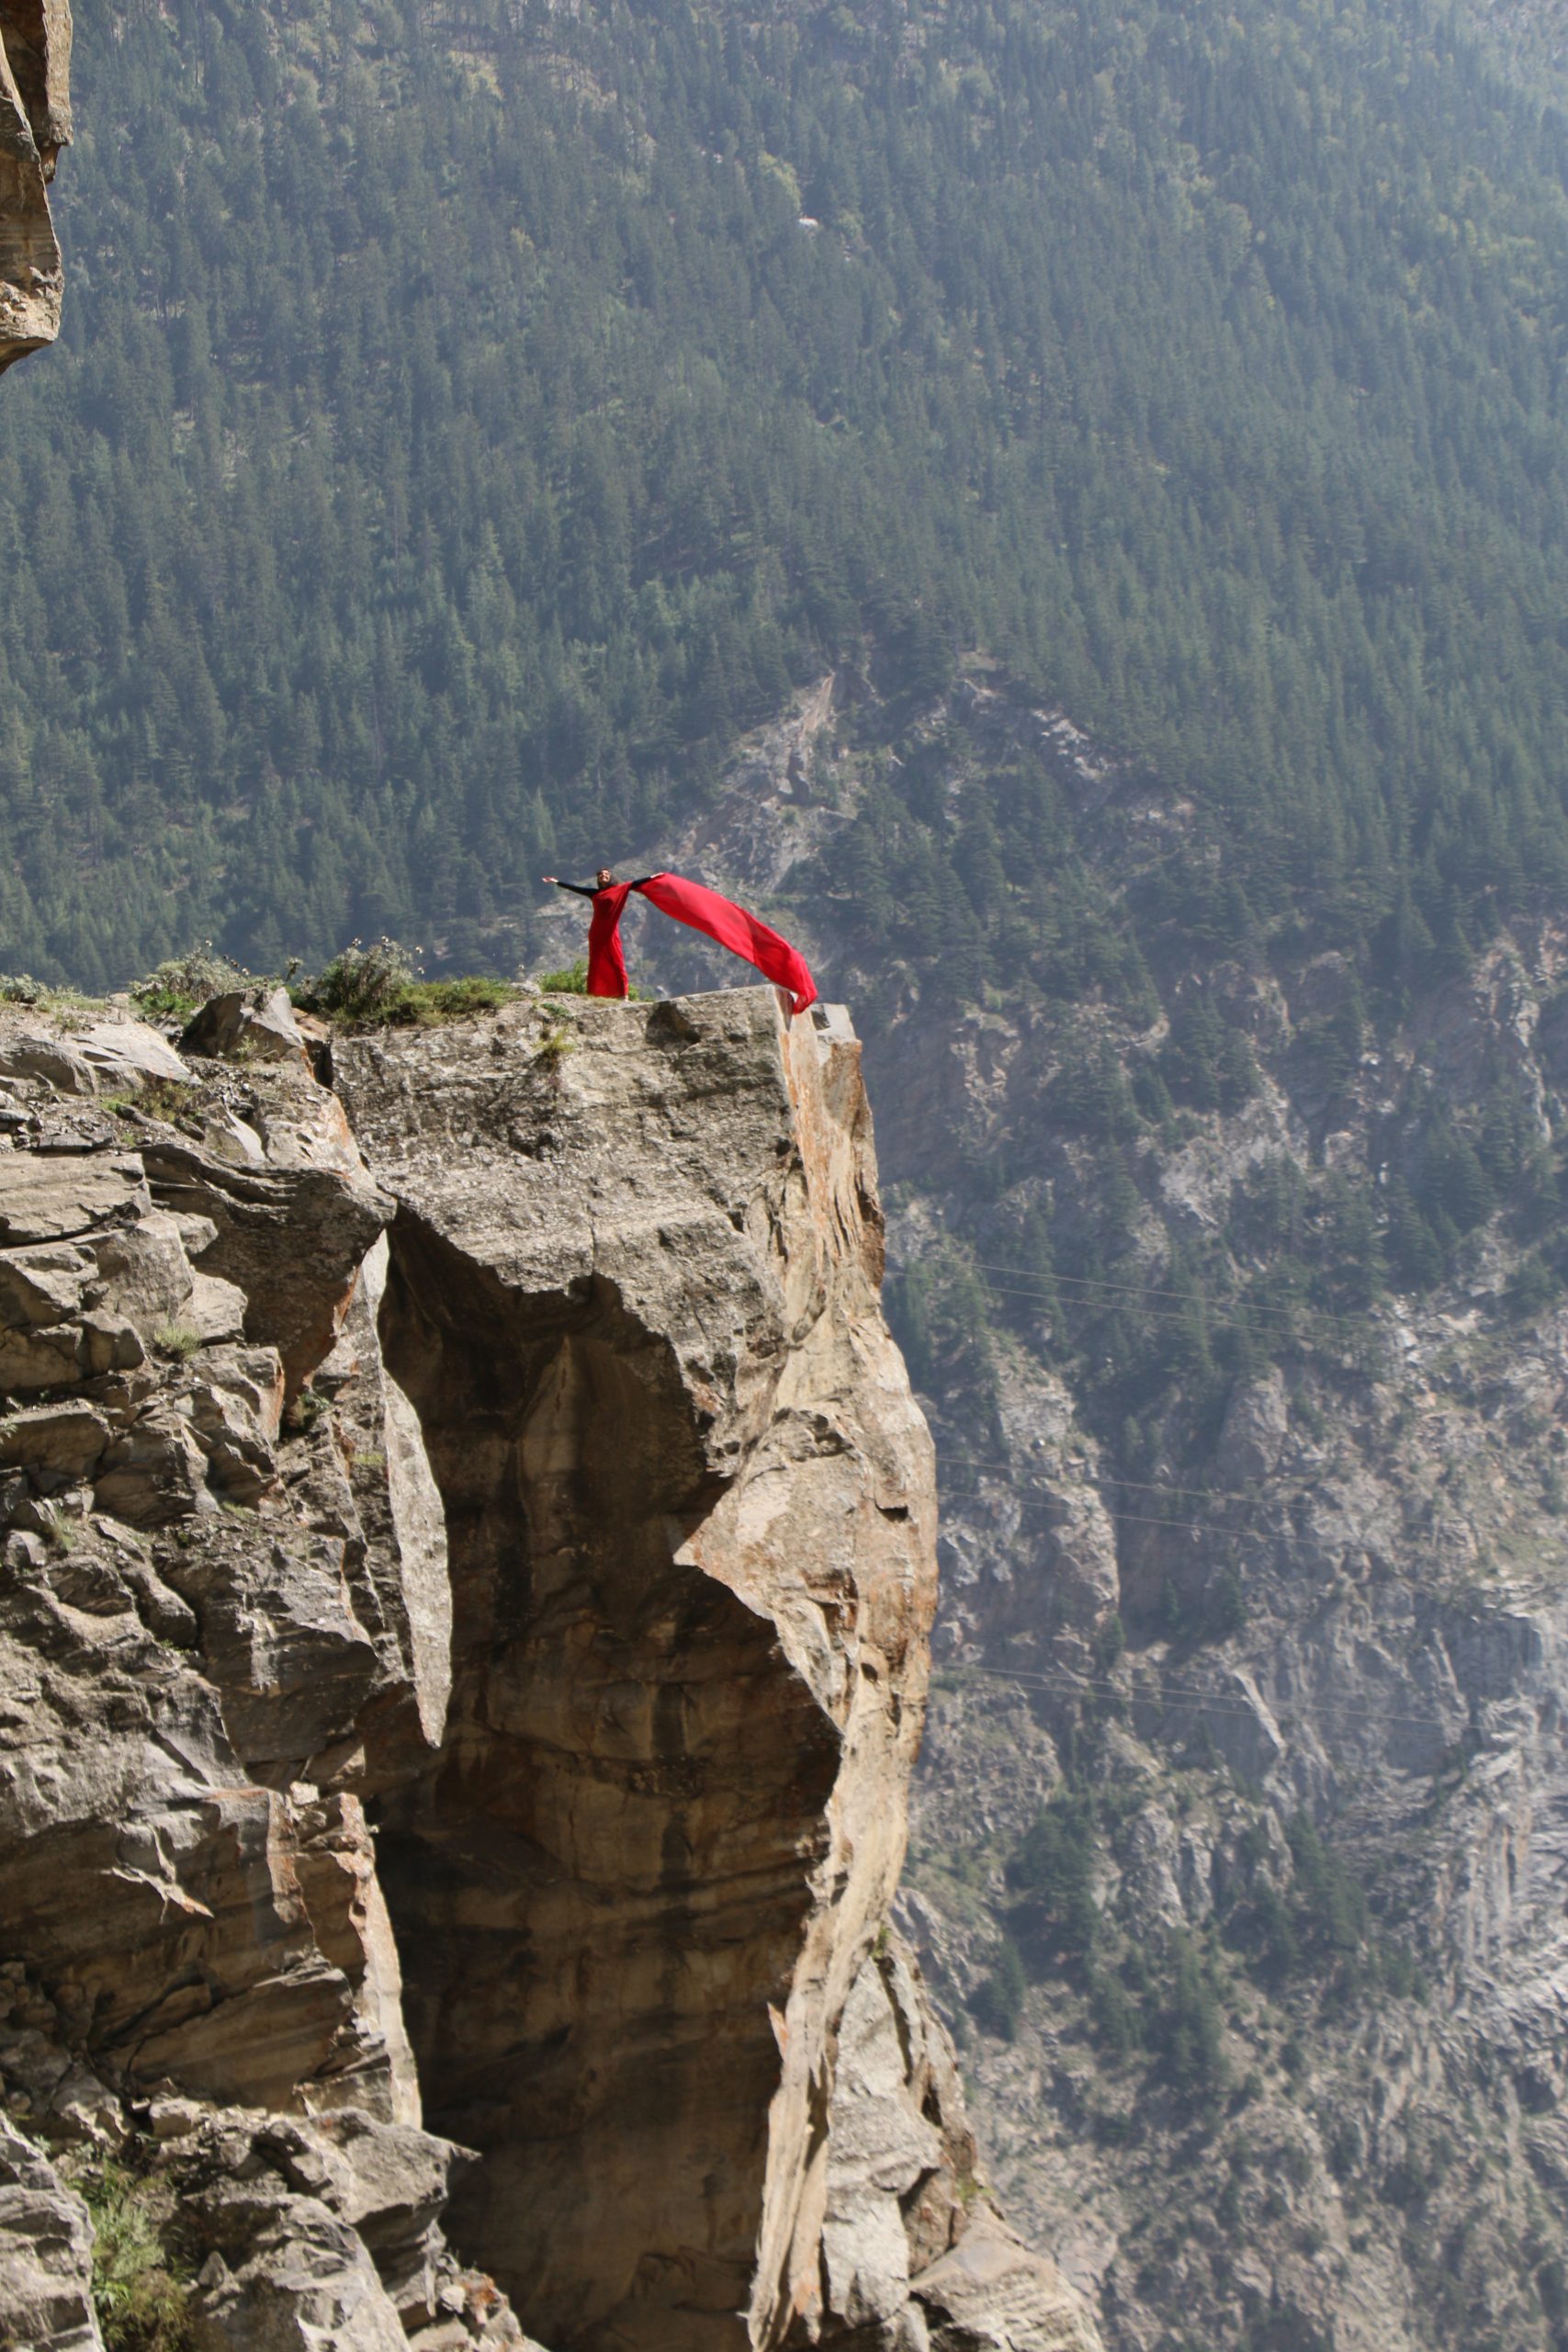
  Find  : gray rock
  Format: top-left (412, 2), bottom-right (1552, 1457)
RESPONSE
top-left (94, 1409), bottom-right (209, 1525)
top-left (0, 1033), bottom-right (96, 1096)
top-left (0, 2116), bottom-right (103, 2352)
top-left (0, 1151), bottom-right (148, 1245)
top-left (182, 987), bottom-right (309, 1068)
top-left (186, 2187), bottom-right (408, 2352)
top-left (75, 1021), bottom-right (191, 1092)
top-left (913, 2211), bottom-right (1104, 2352)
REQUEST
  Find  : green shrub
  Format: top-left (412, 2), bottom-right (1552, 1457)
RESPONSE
top-left (1047, 1042), bottom-right (1140, 1138)
top-left (307, 937), bottom-right (419, 1023)
top-left (151, 1322), bottom-right (202, 1361)
top-left (536, 956), bottom-right (641, 1000)
top-left (130, 947), bottom-right (251, 1022)
top-left (1088, 1960), bottom-right (1137, 2056)
top-left (300, 943), bottom-right (518, 1027)
top-left (79, 2163), bottom-right (193, 2352)
top-left (1148, 1932), bottom-right (1229, 2101)
top-left (1506, 1250), bottom-right (1562, 1320)
top-left (1006, 1790), bottom-right (1100, 1959)
top-left (969, 1937), bottom-right (1027, 2041)
top-left (399, 976), bottom-right (518, 1023)
top-left (537, 957), bottom-right (591, 993)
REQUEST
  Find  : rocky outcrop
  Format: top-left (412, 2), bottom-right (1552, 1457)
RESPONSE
top-left (0, 0), bottom-right (70, 371)
top-left (0, 989), bottom-right (1097, 2352)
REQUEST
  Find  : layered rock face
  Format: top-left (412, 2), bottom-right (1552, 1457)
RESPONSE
top-left (0, 988), bottom-right (1099, 2352)
top-left (0, 0), bottom-right (70, 370)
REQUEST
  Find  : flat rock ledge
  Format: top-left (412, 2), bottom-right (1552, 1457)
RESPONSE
top-left (0, 990), bottom-right (1100, 2352)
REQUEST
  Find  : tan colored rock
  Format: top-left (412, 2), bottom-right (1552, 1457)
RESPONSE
top-left (0, 1032), bottom-right (96, 1094)
top-left (338, 990), bottom-right (939, 2351)
top-left (185, 1345), bottom-right (285, 1502)
top-left (912, 2213), bottom-right (1104, 2352)
top-left (0, 3), bottom-right (70, 165)
top-left (85, 1209), bottom-right (197, 1334)
top-left (93, 1407), bottom-right (209, 1524)
top-left (0, 994), bottom-right (1093, 2352)
top-left (0, 0), bottom-right (70, 373)
top-left (0, 1399), bottom-right (111, 1481)
top-left (182, 985), bottom-right (310, 1067)
top-left (0, 1238), bottom-right (92, 1324)
top-left (0, 1317), bottom-right (85, 1388)
top-left (290, 1794), bottom-right (423, 2126)
top-left (186, 2182), bottom-right (410, 2352)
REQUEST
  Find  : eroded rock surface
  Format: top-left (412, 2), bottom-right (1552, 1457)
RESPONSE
top-left (0, 0), bottom-right (70, 370)
top-left (0, 992), bottom-right (1092, 2352)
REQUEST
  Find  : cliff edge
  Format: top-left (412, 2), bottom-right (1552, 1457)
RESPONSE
top-left (0, 984), bottom-right (1099, 2352)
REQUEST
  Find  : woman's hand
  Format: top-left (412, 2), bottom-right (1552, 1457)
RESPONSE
top-left (541, 874), bottom-right (558, 884)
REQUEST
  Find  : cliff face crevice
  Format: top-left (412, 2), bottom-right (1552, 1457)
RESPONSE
top-left (367, 1206), bottom-right (841, 2351)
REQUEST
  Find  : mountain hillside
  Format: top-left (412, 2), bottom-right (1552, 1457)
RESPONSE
top-left (6, 0), bottom-right (1568, 998)
top-left (11, 4), bottom-right (1568, 2349)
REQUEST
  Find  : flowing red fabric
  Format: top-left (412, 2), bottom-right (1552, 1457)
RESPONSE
top-left (581, 873), bottom-right (818, 1014)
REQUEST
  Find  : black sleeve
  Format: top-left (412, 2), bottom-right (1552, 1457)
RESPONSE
top-left (553, 879), bottom-right (598, 899)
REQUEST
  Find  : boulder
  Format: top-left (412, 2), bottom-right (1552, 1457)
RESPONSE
top-left (0, 1401), bottom-right (111, 1482)
top-left (186, 2185), bottom-right (409, 2352)
top-left (912, 2211), bottom-right (1105, 2352)
top-left (182, 987), bottom-right (309, 1068)
top-left (86, 1209), bottom-right (196, 1333)
top-left (75, 1021), bottom-right (190, 1092)
top-left (0, 1033), bottom-right (96, 1094)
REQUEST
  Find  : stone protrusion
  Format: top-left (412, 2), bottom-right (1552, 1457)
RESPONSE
top-left (0, 0), bottom-right (70, 372)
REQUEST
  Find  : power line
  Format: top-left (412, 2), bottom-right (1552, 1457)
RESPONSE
top-left (964, 1256), bottom-right (1359, 1317)
top-left (965, 1267), bottom-right (1378, 1341)
top-left (932, 1451), bottom-right (1337, 1513)
top-left (937, 1471), bottom-right (1339, 1547)
top-left (941, 1658), bottom-right (1460, 1736)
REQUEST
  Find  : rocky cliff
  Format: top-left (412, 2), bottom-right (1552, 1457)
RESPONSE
top-left (0, 0), bottom-right (69, 371)
top-left (0, 983), bottom-right (1099, 2352)
top-left (564, 668), bottom-right (1568, 2352)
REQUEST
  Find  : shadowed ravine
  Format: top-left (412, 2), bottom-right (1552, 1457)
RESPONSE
top-left (372, 1203), bottom-right (840, 2349)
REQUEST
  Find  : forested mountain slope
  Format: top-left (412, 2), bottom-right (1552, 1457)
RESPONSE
top-left (13, 5), bottom-right (1568, 2349)
top-left (6, 0), bottom-right (1568, 994)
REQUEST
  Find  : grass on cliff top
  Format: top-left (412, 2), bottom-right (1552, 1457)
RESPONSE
top-left (535, 956), bottom-right (644, 999)
top-left (293, 941), bottom-right (522, 1027)
top-left (127, 940), bottom-right (522, 1031)
top-left (0, 974), bottom-right (107, 1020)
top-left (334, 972), bottom-right (521, 1026)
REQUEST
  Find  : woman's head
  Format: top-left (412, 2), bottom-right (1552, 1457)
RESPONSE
top-left (595, 866), bottom-right (615, 889)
